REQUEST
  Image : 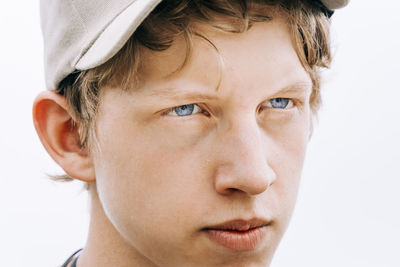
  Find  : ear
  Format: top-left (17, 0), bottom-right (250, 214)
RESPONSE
top-left (33, 90), bottom-right (95, 182)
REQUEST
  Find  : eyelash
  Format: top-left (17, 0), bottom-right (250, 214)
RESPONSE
top-left (165, 98), bottom-right (295, 117)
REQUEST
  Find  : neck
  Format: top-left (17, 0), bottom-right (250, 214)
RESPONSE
top-left (77, 185), bottom-right (157, 267)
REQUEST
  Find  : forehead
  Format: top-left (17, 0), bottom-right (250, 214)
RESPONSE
top-left (136, 16), bottom-right (309, 92)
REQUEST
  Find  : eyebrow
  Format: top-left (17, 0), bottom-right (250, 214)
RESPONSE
top-left (271, 82), bottom-right (312, 96)
top-left (148, 82), bottom-right (312, 101)
top-left (149, 87), bottom-right (219, 102)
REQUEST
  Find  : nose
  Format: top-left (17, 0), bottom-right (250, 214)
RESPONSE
top-left (214, 117), bottom-right (276, 196)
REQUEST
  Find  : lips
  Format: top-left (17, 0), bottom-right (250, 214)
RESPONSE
top-left (203, 219), bottom-right (271, 252)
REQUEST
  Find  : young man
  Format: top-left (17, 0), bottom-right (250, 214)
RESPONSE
top-left (34, 0), bottom-right (348, 266)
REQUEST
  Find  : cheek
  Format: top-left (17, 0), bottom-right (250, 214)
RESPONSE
top-left (266, 108), bottom-right (311, 168)
top-left (92, 117), bottom-right (212, 244)
top-left (266, 114), bottom-right (310, 225)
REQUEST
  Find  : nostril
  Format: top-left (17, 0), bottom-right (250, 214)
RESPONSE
top-left (227, 188), bottom-right (240, 193)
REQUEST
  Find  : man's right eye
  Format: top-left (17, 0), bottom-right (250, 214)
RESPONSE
top-left (167, 104), bottom-right (202, 116)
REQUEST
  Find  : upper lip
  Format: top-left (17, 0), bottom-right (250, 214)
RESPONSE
top-left (204, 218), bottom-right (271, 232)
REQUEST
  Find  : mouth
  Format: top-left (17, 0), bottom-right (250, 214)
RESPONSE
top-left (202, 218), bottom-right (271, 252)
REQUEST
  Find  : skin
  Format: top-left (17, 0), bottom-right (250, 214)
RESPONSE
top-left (34, 16), bottom-right (313, 267)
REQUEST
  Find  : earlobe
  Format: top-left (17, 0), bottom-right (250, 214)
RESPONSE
top-left (33, 90), bottom-right (96, 182)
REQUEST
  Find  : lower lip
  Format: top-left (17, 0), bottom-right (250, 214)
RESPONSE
top-left (205, 226), bottom-right (267, 252)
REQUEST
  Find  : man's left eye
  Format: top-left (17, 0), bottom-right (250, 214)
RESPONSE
top-left (263, 98), bottom-right (293, 109)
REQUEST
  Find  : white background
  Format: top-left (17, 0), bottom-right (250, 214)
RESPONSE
top-left (1, 1), bottom-right (399, 266)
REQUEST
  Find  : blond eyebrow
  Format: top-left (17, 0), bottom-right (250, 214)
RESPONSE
top-left (149, 87), bottom-right (219, 101)
top-left (270, 82), bottom-right (312, 97)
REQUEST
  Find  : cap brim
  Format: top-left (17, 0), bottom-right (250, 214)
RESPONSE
top-left (76, 0), bottom-right (162, 70)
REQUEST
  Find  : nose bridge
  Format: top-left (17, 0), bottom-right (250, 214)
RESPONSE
top-left (226, 116), bottom-right (262, 163)
top-left (214, 114), bottom-right (276, 196)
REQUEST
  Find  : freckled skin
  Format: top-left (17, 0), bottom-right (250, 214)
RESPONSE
top-left (85, 17), bottom-right (312, 267)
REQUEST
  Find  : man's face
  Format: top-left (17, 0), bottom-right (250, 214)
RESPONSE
top-left (92, 17), bottom-right (312, 266)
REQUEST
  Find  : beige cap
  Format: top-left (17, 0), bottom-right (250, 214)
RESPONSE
top-left (40, 0), bottom-right (349, 90)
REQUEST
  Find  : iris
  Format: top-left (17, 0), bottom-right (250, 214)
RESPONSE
top-left (269, 98), bottom-right (291, 109)
top-left (173, 104), bottom-right (195, 116)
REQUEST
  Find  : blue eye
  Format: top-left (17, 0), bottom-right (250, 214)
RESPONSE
top-left (167, 104), bottom-right (202, 116)
top-left (264, 98), bottom-right (293, 109)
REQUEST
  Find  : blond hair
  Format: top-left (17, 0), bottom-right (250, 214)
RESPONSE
top-left (55, 0), bottom-right (331, 181)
